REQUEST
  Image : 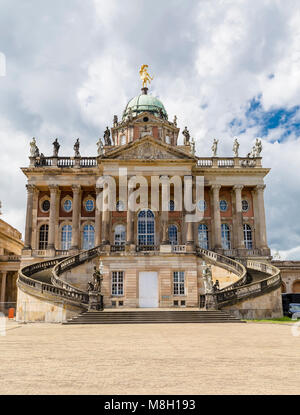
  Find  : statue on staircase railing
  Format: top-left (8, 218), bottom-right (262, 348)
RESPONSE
top-left (87, 261), bottom-right (104, 311)
top-left (202, 261), bottom-right (218, 310)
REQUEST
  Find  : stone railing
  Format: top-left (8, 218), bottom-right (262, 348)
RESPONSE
top-left (197, 157), bottom-right (262, 168)
top-left (197, 247), bottom-right (247, 291)
top-left (110, 244), bottom-right (125, 252)
top-left (17, 258), bottom-right (89, 306)
top-left (0, 254), bottom-right (20, 262)
top-left (136, 245), bottom-right (159, 252)
top-left (215, 260), bottom-right (281, 306)
top-left (33, 156), bottom-right (97, 168)
top-left (172, 245), bottom-right (186, 253)
top-left (52, 246), bottom-right (103, 292)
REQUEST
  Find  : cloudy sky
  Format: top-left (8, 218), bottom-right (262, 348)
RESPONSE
top-left (0, 0), bottom-right (300, 259)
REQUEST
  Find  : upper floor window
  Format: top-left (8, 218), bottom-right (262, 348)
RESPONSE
top-left (197, 200), bottom-right (207, 212)
top-left (63, 199), bottom-right (72, 212)
top-left (243, 224), bottom-right (253, 249)
top-left (116, 200), bottom-right (125, 212)
top-left (169, 200), bottom-right (175, 211)
top-left (61, 224), bottom-right (72, 250)
top-left (168, 225), bottom-right (178, 245)
top-left (242, 200), bottom-right (249, 212)
top-left (83, 224), bottom-right (95, 250)
top-left (221, 223), bottom-right (231, 249)
top-left (39, 224), bottom-right (49, 250)
top-left (198, 224), bottom-right (209, 249)
top-left (41, 200), bottom-right (50, 212)
top-left (219, 200), bottom-right (228, 212)
top-left (138, 209), bottom-right (155, 246)
top-left (114, 225), bottom-right (126, 246)
top-left (85, 199), bottom-right (95, 212)
top-left (173, 271), bottom-right (185, 295)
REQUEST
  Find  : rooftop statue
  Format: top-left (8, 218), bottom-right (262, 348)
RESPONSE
top-left (173, 115), bottom-right (177, 127)
top-left (113, 115), bottom-right (118, 126)
top-left (96, 137), bottom-right (104, 156)
top-left (74, 138), bottom-right (80, 157)
top-left (139, 64), bottom-right (154, 88)
top-left (104, 127), bottom-right (112, 146)
top-left (52, 138), bottom-right (60, 157)
top-left (248, 138), bottom-right (262, 158)
top-left (30, 137), bottom-right (39, 158)
top-left (211, 138), bottom-right (218, 157)
top-left (233, 138), bottom-right (239, 157)
top-left (182, 126), bottom-right (190, 145)
top-left (191, 137), bottom-right (196, 155)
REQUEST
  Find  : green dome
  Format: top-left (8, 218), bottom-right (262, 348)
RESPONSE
top-left (123, 91), bottom-right (168, 120)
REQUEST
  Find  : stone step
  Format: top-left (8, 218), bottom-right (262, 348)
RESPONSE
top-left (64, 310), bottom-right (243, 324)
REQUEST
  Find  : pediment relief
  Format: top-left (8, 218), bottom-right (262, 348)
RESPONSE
top-left (104, 137), bottom-right (195, 161)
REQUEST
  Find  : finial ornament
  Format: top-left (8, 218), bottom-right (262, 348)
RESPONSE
top-left (139, 64), bottom-right (153, 88)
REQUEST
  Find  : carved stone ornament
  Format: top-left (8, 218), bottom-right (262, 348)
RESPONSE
top-left (111, 141), bottom-right (187, 160)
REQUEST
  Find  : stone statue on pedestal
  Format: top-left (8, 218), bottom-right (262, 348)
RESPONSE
top-left (202, 264), bottom-right (214, 294)
top-left (104, 127), bottom-right (112, 146)
top-left (191, 137), bottom-right (196, 155)
top-left (96, 137), bottom-right (104, 156)
top-left (173, 115), bottom-right (177, 127)
top-left (233, 138), bottom-right (239, 157)
top-left (113, 115), bottom-right (118, 126)
top-left (182, 126), bottom-right (190, 145)
top-left (74, 138), bottom-right (80, 157)
top-left (52, 138), bottom-right (60, 157)
top-left (211, 139), bottom-right (218, 157)
top-left (30, 137), bottom-right (39, 157)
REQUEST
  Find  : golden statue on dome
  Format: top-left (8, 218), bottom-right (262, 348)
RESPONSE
top-left (139, 64), bottom-right (154, 88)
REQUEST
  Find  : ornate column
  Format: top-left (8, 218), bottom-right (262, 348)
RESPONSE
top-left (31, 187), bottom-right (40, 250)
top-left (1, 271), bottom-right (7, 304)
top-left (101, 196), bottom-right (110, 245)
top-left (255, 184), bottom-right (268, 249)
top-left (71, 185), bottom-right (81, 250)
top-left (95, 187), bottom-right (101, 246)
top-left (161, 212), bottom-right (169, 244)
top-left (233, 185), bottom-right (244, 250)
top-left (48, 185), bottom-right (60, 251)
top-left (126, 184), bottom-right (134, 247)
top-left (211, 185), bottom-right (222, 249)
top-left (24, 184), bottom-right (35, 249)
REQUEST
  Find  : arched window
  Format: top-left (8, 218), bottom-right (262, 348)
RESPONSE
top-left (114, 225), bottom-right (126, 246)
top-left (138, 209), bottom-right (155, 246)
top-left (61, 224), bottom-right (72, 250)
top-left (39, 224), bottom-right (49, 249)
top-left (221, 224), bottom-right (231, 249)
top-left (168, 225), bottom-right (178, 245)
top-left (169, 200), bottom-right (175, 211)
top-left (198, 224), bottom-right (209, 249)
top-left (243, 224), bottom-right (253, 249)
top-left (83, 224), bottom-right (95, 250)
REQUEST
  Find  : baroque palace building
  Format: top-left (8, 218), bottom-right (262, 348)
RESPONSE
top-left (0, 212), bottom-right (23, 309)
top-left (15, 72), bottom-right (299, 322)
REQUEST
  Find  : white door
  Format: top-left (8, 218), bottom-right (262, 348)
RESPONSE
top-left (139, 272), bottom-right (158, 308)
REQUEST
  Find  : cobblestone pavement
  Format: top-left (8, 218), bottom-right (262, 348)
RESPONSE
top-left (0, 320), bottom-right (299, 395)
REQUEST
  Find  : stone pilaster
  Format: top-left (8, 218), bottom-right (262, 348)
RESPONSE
top-left (31, 187), bottom-right (40, 250)
top-left (1, 271), bottom-right (7, 304)
top-left (95, 187), bottom-right (102, 247)
top-left (48, 185), bottom-right (60, 251)
top-left (255, 184), bottom-right (268, 249)
top-left (233, 185), bottom-right (244, 250)
top-left (71, 185), bottom-right (81, 250)
top-left (161, 211), bottom-right (169, 244)
top-left (101, 200), bottom-right (110, 245)
top-left (24, 184), bottom-right (35, 249)
top-left (211, 184), bottom-right (222, 249)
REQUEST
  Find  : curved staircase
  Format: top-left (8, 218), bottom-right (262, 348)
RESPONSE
top-left (17, 245), bottom-right (282, 323)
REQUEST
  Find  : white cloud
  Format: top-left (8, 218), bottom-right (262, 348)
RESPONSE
top-left (1, 0), bottom-right (300, 258)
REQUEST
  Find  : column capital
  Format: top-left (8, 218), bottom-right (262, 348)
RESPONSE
top-left (255, 184), bottom-right (266, 192)
top-left (233, 184), bottom-right (244, 191)
top-left (26, 184), bottom-right (36, 193)
top-left (49, 184), bottom-right (60, 193)
top-left (211, 184), bottom-right (221, 192)
top-left (72, 184), bottom-right (81, 193)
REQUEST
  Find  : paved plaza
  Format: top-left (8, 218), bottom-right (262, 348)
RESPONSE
top-left (0, 320), bottom-right (299, 395)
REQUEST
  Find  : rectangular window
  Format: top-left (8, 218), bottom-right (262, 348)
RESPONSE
top-left (173, 271), bottom-right (185, 295)
top-left (112, 271), bottom-right (124, 296)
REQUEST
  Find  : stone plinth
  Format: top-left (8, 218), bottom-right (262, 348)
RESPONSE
top-left (88, 292), bottom-right (103, 311)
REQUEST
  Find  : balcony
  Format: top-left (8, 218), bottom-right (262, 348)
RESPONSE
top-left (110, 244), bottom-right (125, 253)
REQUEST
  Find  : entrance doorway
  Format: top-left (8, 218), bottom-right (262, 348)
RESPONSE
top-left (139, 272), bottom-right (158, 308)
